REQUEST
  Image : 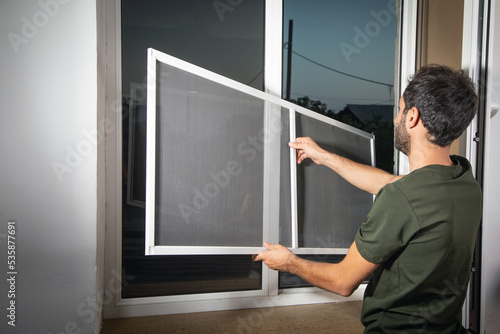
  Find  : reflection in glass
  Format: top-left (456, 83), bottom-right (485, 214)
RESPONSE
top-left (121, 0), bottom-right (264, 298)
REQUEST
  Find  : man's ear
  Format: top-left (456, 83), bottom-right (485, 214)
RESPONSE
top-left (406, 107), bottom-right (420, 129)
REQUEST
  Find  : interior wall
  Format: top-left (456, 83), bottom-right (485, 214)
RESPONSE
top-left (418, 0), bottom-right (464, 69)
top-left (417, 0), bottom-right (465, 155)
top-left (0, 1), bottom-right (99, 333)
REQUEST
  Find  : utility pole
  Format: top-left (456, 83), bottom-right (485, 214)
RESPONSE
top-left (285, 19), bottom-right (293, 101)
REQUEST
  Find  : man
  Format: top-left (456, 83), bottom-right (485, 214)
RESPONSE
top-left (254, 65), bottom-right (482, 333)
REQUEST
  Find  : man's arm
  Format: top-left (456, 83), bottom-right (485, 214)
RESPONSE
top-left (289, 137), bottom-right (402, 195)
top-left (253, 241), bottom-right (379, 297)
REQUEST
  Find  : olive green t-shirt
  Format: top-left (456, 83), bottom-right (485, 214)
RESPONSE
top-left (355, 156), bottom-right (482, 334)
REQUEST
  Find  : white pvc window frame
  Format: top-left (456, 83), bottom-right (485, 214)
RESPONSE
top-left (101, 0), bottom-right (402, 319)
top-left (145, 48), bottom-right (375, 257)
top-left (397, 0), bottom-right (417, 175)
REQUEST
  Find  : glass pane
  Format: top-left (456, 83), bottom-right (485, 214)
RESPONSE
top-left (283, 0), bottom-right (397, 173)
top-left (154, 61), bottom-right (264, 247)
top-left (296, 114), bottom-right (373, 248)
top-left (127, 83), bottom-right (147, 207)
top-left (121, 0), bottom-right (264, 298)
top-left (122, 255), bottom-right (261, 298)
top-left (122, 0), bottom-right (265, 90)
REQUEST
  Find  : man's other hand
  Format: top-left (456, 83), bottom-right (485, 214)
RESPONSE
top-left (253, 242), bottom-right (296, 272)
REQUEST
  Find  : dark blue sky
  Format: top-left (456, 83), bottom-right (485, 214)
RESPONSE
top-left (283, 0), bottom-right (398, 111)
top-left (121, 0), bottom-right (398, 112)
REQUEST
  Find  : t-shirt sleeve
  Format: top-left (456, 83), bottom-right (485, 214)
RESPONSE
top-left (355, 184), bottom-right (420, 264)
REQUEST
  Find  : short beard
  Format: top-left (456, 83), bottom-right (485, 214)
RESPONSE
top-left (395, 116), bottom-right (411, 156)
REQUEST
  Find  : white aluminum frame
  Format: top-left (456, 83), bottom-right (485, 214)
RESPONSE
top-left (289, 108), bottom-right (298, 249)
top-left (461, 0), bottom-right (484, 327)
top-left (462, 0), bottom-right (484, 177)
top-left (145, 48), bottom-right (375, 256)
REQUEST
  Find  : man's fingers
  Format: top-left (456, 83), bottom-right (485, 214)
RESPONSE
top-left (253, 242), bottom-right (272, 262)
top-left (289, 136), bottom-right (310, 148)
top-left (288, 141), bottom-right (301, 149)
top-left (296, 137), bottom-right (310, 143)
top-left (263, 242), bottom-right (281, 250)
top-left (289, 142), bottom-right (307, 164)
top-left (297, 151), bottom-right (306, 164)
top-left (266, 243), bottom-right (277, 250)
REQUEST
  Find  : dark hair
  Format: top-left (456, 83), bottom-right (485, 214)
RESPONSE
top-left (402, 64), bottom-right (478, 147)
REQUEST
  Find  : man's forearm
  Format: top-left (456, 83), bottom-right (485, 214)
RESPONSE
top-left (287, 242), bottom-right (379, 297)
top-left (290, 137), bottom-right (402, 195)
top-left (288, 257), bottom-right (354, 297)
top-left (255, 242), bottom-right (379, 297)
top-left (321, 152), bottom-right (401, 195)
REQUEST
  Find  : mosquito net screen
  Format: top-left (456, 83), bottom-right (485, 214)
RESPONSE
top-left (154, 61), bottom-right (266, 247)
top-left (151, 56), bottom-right (374, 252)
top-left (294, 114), bottom-right (374, 248)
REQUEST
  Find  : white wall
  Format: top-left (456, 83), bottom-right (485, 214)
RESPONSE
top-left (0, 1), bottom-right (99, 333)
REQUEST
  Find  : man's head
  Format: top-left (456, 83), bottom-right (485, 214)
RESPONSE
top-left (401, 64), bottom-right (478, 148)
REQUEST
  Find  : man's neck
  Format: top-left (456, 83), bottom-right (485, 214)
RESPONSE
top-left (407, 143), bottom-right (453, 173)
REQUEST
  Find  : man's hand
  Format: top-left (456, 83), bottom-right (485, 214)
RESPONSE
top-left (290, 136), bottom-right (401, 195)
top-left (253, 242), bottom-right (296, 272)
top-left (254, 241), bottom-right (379, 296)
top-left (288, 137), bottom-right (327, 165)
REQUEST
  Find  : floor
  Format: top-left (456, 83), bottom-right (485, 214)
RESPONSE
top-left (101, 301), bottom-right (364, 334)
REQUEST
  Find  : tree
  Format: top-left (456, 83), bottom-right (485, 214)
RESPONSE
top-left (335, 112), bottom-right (394, 173)
top-left (292, 96), bottom-right (395, 173)
top-left (290, 96), bottom-right (334, 116)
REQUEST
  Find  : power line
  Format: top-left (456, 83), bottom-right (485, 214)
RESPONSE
top-left (288, 48), bottom-right (394, 88)
top-left (246, 70), bottom-right (262, 86)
